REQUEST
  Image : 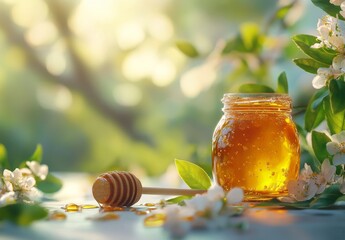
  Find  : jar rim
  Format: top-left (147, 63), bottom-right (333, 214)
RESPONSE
top-left (223, 93), bottom-right (290, 98)
top-left (221, 92), bottom-right (292, 112)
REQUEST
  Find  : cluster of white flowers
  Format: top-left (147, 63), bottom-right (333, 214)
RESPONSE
top-left (0, 161), bottom-right (48, 206)
top-left (330, 0), bottom-right (345, 17)
top-left (152, 185), bottom-right (244, 238)
top-left (311, 15), bottom-right (345, 89)
top-left (282, 131), bottom-right (345, 202)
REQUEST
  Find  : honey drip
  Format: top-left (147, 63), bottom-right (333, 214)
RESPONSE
top-left (101, 206), bottom-right (125, 212)
top-left (62, 203), bottom-right (82, 212)
top-left (82, 204), bottom-right (99, 209)
top-left (144, 214), bottom-right (166, 227)
top-left (48, 211), bottom-right (67, 220)
top-left (136, 210), bottom-right (149, 215)
top-left (88, 213), bottom-right (120, 221)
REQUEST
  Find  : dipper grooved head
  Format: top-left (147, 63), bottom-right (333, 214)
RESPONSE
top-left (92, 171), bottom-right (142, 207)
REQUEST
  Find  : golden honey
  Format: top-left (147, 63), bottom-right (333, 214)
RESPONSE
top-left (212, 93), bottom-right (300, 200)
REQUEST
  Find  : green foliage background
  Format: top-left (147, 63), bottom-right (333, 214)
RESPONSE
top-left (0, 0), bottom-right (323, 176)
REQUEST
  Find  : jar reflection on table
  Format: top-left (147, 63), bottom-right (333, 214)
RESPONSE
top-left (212, 93), bottom-right (300, 200)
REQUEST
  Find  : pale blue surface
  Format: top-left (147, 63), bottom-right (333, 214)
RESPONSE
top-left (1, 173), bottom-right (345, 240)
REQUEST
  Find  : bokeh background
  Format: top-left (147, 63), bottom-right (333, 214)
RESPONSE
top-left (0, 0), bottom-right (323, 176)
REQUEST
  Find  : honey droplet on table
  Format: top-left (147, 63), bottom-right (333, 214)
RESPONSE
top-left (88, 213), bottom-right (120, 221)
top-left (82, 204), bottom-right (99, 209)
top-left (62, 203), bottom-right (82, 212)
top-left (144, 214), bottom-right (166, 227)
top-left (135, 210), bottom-right (148, 215)
top-left (48, 211), bottom-right (67, 220)
top-left (101, 206), bottom-right (125, 212)
top-left (144, 203), bottom-right (156, 207)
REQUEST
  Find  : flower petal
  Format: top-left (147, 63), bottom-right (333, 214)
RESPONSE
top-left (333, 153), bottom-right (345, 165)
top-left (3, 169), bottom-right (13, 179)
top-left (321, 159), bottom-right (336, 183)
top-left (226, 187), bottom-right (244, 204)
top-left (13, 168), bottom-right (22, 179)
top-left (326, 142), bottom-right (341, 155)
top-left (312, 74), bottom-right (327, 89)
top-left (340, 180), bottom-right (345, 194)
top-left (331, 131), bottom-right (345, 143)
top-left (206, 184), bottom-right (225, 201)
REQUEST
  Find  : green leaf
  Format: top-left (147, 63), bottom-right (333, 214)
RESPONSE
top-left (311, 0), bottom-right (344, 20)
top-left (239, 23), bottom-right (262, 52)
top-left (222, 35), bottom-right (246, 54)
top-left (329, 79), bottom-right (345, 114)
top-left (0, 144), bottom-right (10, 170)
top-left (0, 203), bottom-right (48, 226)
top-left (324, 96), bottom-right (345, 134)
top-left (310, 185), bottom-right (342, 209)
top-left (36, 173), bottom-right (63, 194)
top-left (311, 131), bottom-right (331, 164)
top-left (275, 3), bottom-right (294, 20)
top-left (175, 159), bottom-right (211, 190)
top-left (276, 71), bottom-right (288, 93)
top-left (256, 198), bottom-right (311, 209)
top-left (292, 34), bottom-right (337, 65)
top-left (335, 195), bottom-right (345, 203)
top-left (239, 84), bottom-right (275, 93)
top-left (166, 195), bottom-right (192, 204)
top-left (305, 88), bottom-right (328, 132)
top-left (293, 58), bottom-right (329, 74)
top-left (175, 40), bottom-right (199, 58)
top-left (296, 124), bottom-right (311, 151)
top-left (28, 144), bottom-right (43, 163)
top-left (222, 23), bottom-right (262, 54)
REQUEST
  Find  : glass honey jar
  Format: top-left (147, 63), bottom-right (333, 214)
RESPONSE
top-left (212, 93), bottom-right (300, 200)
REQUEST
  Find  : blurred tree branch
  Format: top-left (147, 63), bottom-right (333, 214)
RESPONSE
top-left (0, 1), bottom-right (152, 144)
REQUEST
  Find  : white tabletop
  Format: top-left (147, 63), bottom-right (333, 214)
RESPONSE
top-left (1, 173), bottom-right (345, 240)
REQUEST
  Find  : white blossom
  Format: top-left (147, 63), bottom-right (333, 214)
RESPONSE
top-left (341, 2), bottom-right (345, 18)
top-left (206, 184), bottom-right (225, 201)
top-left (281, 160), bottom-right (336, 202)
top-left (26, 161), bottom-right (49, 180)
top-left (0, 191), bottom-right (15, 206)
top-left (312, 16), bottom-right (344, 51)
top-left (286, 179), bottom-right (318, 201)
top-left (326, 131), bottom-right (345, 165)
top-left (332, 54), bottom-right (345, 72)
top-left (226, 187), bottom-right (244, 204)
top-left (330, 0), bottom-right (345, 6)
top-left (3, 168), bottom-right (36, 192)
top-left (312, 67), bottom-right (341, 89)
top-left (338, 177), bottom-right (345, 194)
top-left (151, 184), bottom-right (244, 236)
top-left (314, 159), bottom-right (336, 193)
top-left (311, 68), bottom-right (332, 89)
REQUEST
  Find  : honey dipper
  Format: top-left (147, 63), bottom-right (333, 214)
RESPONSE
top-left (92, 171), bottom-right (207, 207)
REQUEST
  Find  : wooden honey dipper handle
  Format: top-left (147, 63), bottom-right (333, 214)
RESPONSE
top-left (92, 171), bottom-right (206, 207)
top-left (142, 187), bottom-right (206, 196)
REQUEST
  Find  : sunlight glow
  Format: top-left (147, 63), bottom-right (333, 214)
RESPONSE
top-left (37, 85), bottom-right (73, 111)
top-left (152, 59), bottom-right (176, 87)
top-left (25, 21), bottom-right (57, 46)
top-left (122, 46), bottom-right (158, 81)
top-left (11, 0), bottom-right (48, 28)
top-left (113, 83), bottom-right (143, 106)
top-left (147, 14), bottom-right (174, 41)
top-left (117, 21), bottom-right (145, 50)
top-left (180, 64), bottom-right (217, 98)
top-left (45, 42), bottom-right (67, 76)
